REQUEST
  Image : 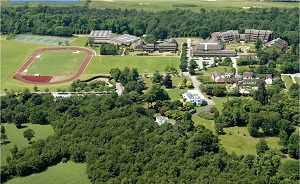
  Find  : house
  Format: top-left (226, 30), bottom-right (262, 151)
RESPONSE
top-left (216, 78), bottom-right (237, 84)
top-left (239, 79), bottom-right (265, 85)
top-left (256, 74), bottom-right (273, 85)
top-left (182, 90), bottom-right (206, 106)
top-left (224, 71), bottom-right (234, 78)
top-left (242, 72), bottom-right (253, 79)
top-left (155, 116), bottom-right (169, 126)
top-left (212, 71), bottom-right (221, 82)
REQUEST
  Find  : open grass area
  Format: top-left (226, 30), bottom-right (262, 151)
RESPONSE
top-left (69, 35), bottom-right (89, 47)
top-left (2, 0), bottom-right (298, 11)
top-left (25, 50), bottom-right (87, 76)
top-left (1, 123), bottom-right (54, 164)
top-left (88, 0), bottom-right (298, 12)
top-left (1, 37), bottom-right (83, 93)
top-left (193, 116), bottom-right (214, 131)
top-left (5, 161), bottom-right (91, 184)
top-left (84, 56), bottom-right (180, 74)
top-left (219, 126), bottom-right (280, 155)
top-left (282, 75), bottom-right (294, 89)
top-left (206, 66), bottom-right (234, 75)
top-left (164, 76), bottom-right (191, 101)
top-left (294, 76), bottom-right (300, 85)
top-left (197, 75), bottom-right (213, 82)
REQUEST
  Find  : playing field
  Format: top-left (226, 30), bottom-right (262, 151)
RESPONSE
top-left (84, 56), bottom-right (180, 74)
top-left (12, 34), bottom-right (74, 45)
top-left (24, 50), bottom-right (87, 76)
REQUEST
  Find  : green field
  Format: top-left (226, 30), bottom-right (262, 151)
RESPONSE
top-left (282, 75), bottom-right (294, 89)
top-left (84, 56), bottom-right (180, 74)
top-left (25, 50), bottom-right (87, 76)
top-left (1, 38), bottom-right (77, 93)
top-left (1, 0), bottom-right (298, 11)
top-left (1, 123), bottom-right (54, 164)
top-left (87, 0), bottom-right (298, 12)
top-left (206, 66), bottom-right (234, 75)
top-left (5, 161), bottom-right (91, 184)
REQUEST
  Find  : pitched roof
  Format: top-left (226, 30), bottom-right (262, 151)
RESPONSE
top-left (243, 72), bottom-right (253, 78)
top-left (212, 71), bottom-right (221, 78)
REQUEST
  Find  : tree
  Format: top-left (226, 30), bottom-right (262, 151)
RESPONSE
top-left (289, 83), bottom-right (299, 99)
top-left (109, 68), bottom-right (121, 81)
top-left (33, 86), bottom-right (38, 92)
top-left (213, 85), bottom-right (226, 97)
top-left (189, 59), bottom-right (198, 75)
top-left (1, 125), bottom-right (8, 144)
top-left (186, 81), bottom-right (193, 88)
top-left (58, 41), bottom-right (62, 46)
top-left (256, 138), bottom-right (269, 155)
top-left (255, 39), bottom-right (263, 51)
top-left (23, 129), bottom-right (35, 142)
top-left (65, 40), bottom-right (69, 46)
top-left (287, 134), bottom-right (299, 159)
top-left (163, 74), bottom-right (173, 89)
top-left (151, 71), bottom-right (163, 84)
top-left (253, 82), bottom-right (268, 105)
top-left (214, 123), bottom-right (224, 135)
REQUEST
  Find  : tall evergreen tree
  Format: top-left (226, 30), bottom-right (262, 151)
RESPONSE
top-left (163, 74), bottom-right (173, 89)
top-left (253, 82), bottom-right (268, 105)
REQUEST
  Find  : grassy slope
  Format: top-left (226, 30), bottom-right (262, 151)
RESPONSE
top-left (282, 75), bottom-right (294, 89)
top-left (5, 161), bottom-right (91, 184)
top-left (1, 123), bottom-right (54, 164)
top-left (25, 50), bottom-right (87, 76)
top-left (84, 56), bottom-right (180, 74)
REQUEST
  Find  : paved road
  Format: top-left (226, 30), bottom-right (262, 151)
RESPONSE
top-left (231, 56), bottom-right (238, 75)
top-left (115, 82), bottom-right (123, 96)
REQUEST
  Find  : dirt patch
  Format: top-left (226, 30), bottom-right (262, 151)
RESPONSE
top-left (50, 76), bottom-right (72, 82)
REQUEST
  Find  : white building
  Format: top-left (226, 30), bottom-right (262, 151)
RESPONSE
top-left (182, 90), bottom-right (206, 106)
top-left (155, 116), bottom-right (169, 126)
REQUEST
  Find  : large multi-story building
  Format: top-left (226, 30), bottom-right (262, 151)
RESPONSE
top-left (211, 30), bottom-right (240, 42)
top-left (191, 40), bottom-right (236, 57)
top-left (88, 30), bottom-right (112, 44)
top-left (244, 29), bottom-right (273, 42)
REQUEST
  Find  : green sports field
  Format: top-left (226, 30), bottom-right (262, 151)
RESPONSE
top-left (25, 50), bottom-right (87, 76)
top-left (84, 56), bottom-right (180, 74)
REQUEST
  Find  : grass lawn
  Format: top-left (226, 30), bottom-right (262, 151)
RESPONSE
top-left (1, 123), bottom-right (54, 164)
top-left (193, 115), bottom-right (214, 131)
top-left (282, 75), bottom-right (294, 89)
top-left (1, 38), bottom-right (76, 93)
top-left (197, 75), bottom-right (213, 82)
top-left (84, 56), bottom-right (180, 74)
top-left (294, 76), bottom-right (300, 85)
top-left (25, 50), bottom-right (87, 76)
top-left (5, 161), bottom-right (91, 184)
top-left (206, 66), bottom-right (234, 75)
top-left (69, 35), bottom-right (89, 47)
top-left (219, 126), bottom-right (280, 155)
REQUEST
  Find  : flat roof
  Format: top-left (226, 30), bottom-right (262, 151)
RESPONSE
top-left (110, 34), bottom-right (140, 45)
top-left (88, 30), bottom-right (111, 38)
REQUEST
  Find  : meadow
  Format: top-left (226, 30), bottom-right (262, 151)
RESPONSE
top-left (5, 161), bottom-right (91, 184)
top-left (87, 0), bottom-right (298, 12)
top-left (282, 75), bottom-right (294, 89)
top-left (25, 50), bottom-right (87, 76)
top-left (2, 0), bottom-right (298, 12)
top-left (84, 56), bottom-right (180, 74)
top-left (1, 123), bottom-right (54, 165)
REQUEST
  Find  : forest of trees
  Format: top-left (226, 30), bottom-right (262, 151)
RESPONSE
top-left (1, 6), bottom-right (299, 48)
top-left (1, 88), bottom-right (299, 183)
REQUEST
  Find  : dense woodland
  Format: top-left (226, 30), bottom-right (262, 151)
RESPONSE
top-left (1, 6), bottom-right (299, 47)
top-left (1, 87), bottom-right (299, 183)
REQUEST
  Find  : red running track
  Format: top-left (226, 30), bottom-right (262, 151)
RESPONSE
top-left (13, 47), bottom-right (95, 84)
